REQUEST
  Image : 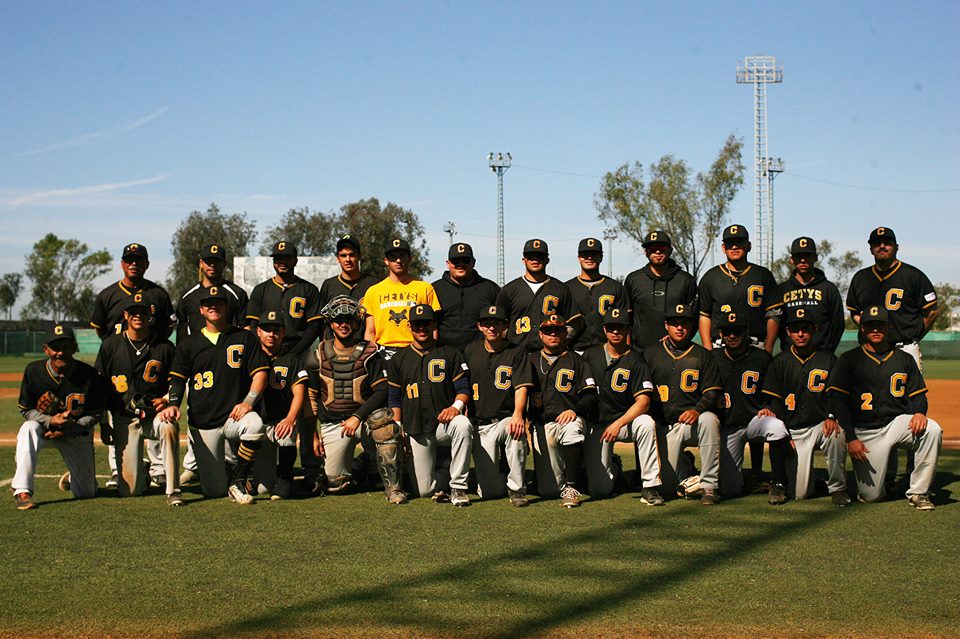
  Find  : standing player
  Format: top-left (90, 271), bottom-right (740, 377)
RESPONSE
top-left (827, 305), bottom-right (941, 509)
top-left (13, 325), bottom-right (104, 510)
top-left (528, 314), bottom-right (597, 508)
top-left (95, 296), bottom-right (183, 505)
top-left (387, 305), bottom-right (473, 506)
top-left (497, 239), bottom-right (582, 352)
top-left (463, 305), bottom-right (533, 507)
top-left (582, 306), bottom-right (663, 505)
top-left (623, 230), bottom-right (698, 350)
top-left (698, 224), bottom-right (781, 352)
top-left (644, 304), bottom-right (723, 505)
top-left (567, 237), bottom-right (624, 352)
top-left (318, 235), bottom-right (379, 342)
top-left (433, 243), bottom-right (500, 351)
top-left (176, 243), bottom-right (249, 342)
top-left (776, 237), bottom-right (844, 353)
top-left (760, 307), bottom-right (848, 505)
top-left (159, 287), bottom-right (270, 505)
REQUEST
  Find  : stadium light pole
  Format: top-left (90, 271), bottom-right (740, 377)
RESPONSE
top-left (443, 221), bottom-right (457, 246)
top-left (488, 152), bottom-right (511, 286)
top-left (603, 228), bottom-right (617, 277)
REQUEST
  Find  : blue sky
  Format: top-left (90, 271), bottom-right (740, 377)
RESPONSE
top-left (2, 1), bottom-right (957, 311)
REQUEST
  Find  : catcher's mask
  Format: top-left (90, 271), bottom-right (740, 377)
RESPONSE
top-left (322, 295), bottom-right (365, 322)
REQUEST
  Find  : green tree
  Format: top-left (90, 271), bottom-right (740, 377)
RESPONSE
top-left (259, 206), bottom-right (338, 257)
top-left (0, 273), bottom-right (22, 320)
top-left (595, 134), bottom-right (745, 279)
top-left (23, 234), bottom-right (111, 321)
top-left (770, 239), bottom-right (862, 300)
top-left (933, 282), bottom-right (959, 331)
top-left (332, 198), bottom-right (432, 279)
top-left (168, 203), bottom-right (257, 297)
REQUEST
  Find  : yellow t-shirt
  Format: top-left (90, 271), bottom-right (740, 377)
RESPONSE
top-left (361, 278), bottom-right (441, 347)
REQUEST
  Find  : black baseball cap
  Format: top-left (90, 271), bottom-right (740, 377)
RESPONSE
top-left (409, 304), bottom-right (436, 322)
top-left (642, 230), bottom-right (672, 247)
top-left (336, 235), bottom-right (361, 253)
top-left (523, 238), bottom-right (549, 255)
top-left (868, 227), bottom-right (897, 245)
top-left (478, 305), bottom-right (508, 322)
top-left (539, 314), bottom-right (567, 330)
top-left (783, 306), bottom-right (816, 327)
top-left (790, 237), bottom-right (817, 255)
top-left (664, 303), bottom-right (697, 320)
top-left (122, 243), bottom-right (148, 260)
top-left (270, 241), bottom-right (298, 257)
top-left (448, 243), bottom-right (475, 260)
top-left (45, 324), bottom-right (77, 346)
top-left (861, 305), bottom-right (890, 325)
top-left (722, 225), bottom-right (749, 242)
top-left (258, 308), bottom-right (285, 327)
top-left (601, 305), bottom-right (630, 326)
top-left (199, 286), bottom-right (229, 304)
top-left (124, 294), bottom-right (152, 314)
top-left (385, 237), bottom-right (411, 255)
top-left (578, 237), bottom-right (602, 253)
top-left (200, 243), bottom-right (226, 261)
top-left (717, 311), bottom-right (748, 330)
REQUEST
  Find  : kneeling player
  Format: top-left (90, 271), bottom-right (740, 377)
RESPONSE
top-left (759, 308), bottom-right (847, 505)
top-left (644, 304), bottom-right (722, 505)
top-left (13, 325), bottom-right (104, 510)
top-left (583, 306), bottom-right (663, 505)
top-left (387, 304), bottom-right (473, 506)
top-left (159, 287), bottom-right (270, 505)
top-left (827, 305), bottom-right (941, 509)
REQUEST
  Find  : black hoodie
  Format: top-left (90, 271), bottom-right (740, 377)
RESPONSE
top-left (623, 259), bottom-right (698, 349)
top-left (432, 270), bottom-right (500, 349)
top-left (776, 267), bottom-right (845, 352)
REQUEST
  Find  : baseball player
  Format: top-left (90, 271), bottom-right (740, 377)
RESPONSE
top-left (528, 314), bottom-right (597, 508)
top-left (302, 296), bottom-right (392, 500)
top-left (776, 237), bottom-right (845, 353)
top-left (760, 307), bottom-right (848, 505)
top-left (827, 305), bottom-right (942, 509)
top-left (160, 287), bottom-right (270, 504)
top-left (318, 235), bottom-right (379, 342)
top-left (463, 304), bottom-right (533, 507)
top-left (250, 308), bottom-right (310, 500)
top-left (497, 239), bottom-right (582, 353)
top-left (567, 237), bottom-right (624, 352)
top-left (13, 325), bottom-right (104, 510)
top-left (387, 304), bottom-right (472, 506)
top-left (643, 304), bottom-right (723, 505)
top-left (433, 243), bottom-right (500, 350)
top-left (622, 230), bottom-right (698, 350)
top-left (582, 305), bottom-right (663, 505)
top-left (94, 295), bottom-right (183, 506)
top-left (711, 311), bottom-right (792, 503)
top-left (176, 243), bottom-right (249, 343)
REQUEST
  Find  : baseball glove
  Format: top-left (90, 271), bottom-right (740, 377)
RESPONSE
top-left (37, 391), bottom-right (63, 415)
top-left (677, 474), bottom-right (705, 499)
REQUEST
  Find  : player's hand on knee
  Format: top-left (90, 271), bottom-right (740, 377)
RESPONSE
top-left (158, 406), bottom-right (181, 423)
top-left (49, 411), bottom-right (70, 428)
top-left (312, 431), bottom-right (325, 458)
top-left (757, 408), bottom-right (776, 418)
top-left (508, 414), bottom-right (526, 439)
top-left (151, 397), bottom-right (169, 412)
top-left (601, 423), bottom-right (622, 443)
top-left (908, 413), bottom-right (928, 435)
top-left (340, 416), bottom-right (361, 437)
top-left (43, 427), bottom-right (65, 440)
top-left (100, 423), bottom-right (114, 446)
top-left (822, 418), bottom-right (841, 437)
top-left (229, 402), bottom-right (253, 422)
top-left (275, 417), bottom-right (295, 440)
top-left (556, 409), bottom-right (577, 426)
top-left (678, 409), bottom-right (700, 425)
top-left (847, 439), bottom-right (869, 462)
top-left (436, 406), bottom-right (460, 425)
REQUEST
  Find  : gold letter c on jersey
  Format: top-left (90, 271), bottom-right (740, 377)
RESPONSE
top-left (428, 359), bottom-right (446, 382)
top-left (555, 369), bottom-right (574, 393)
top-left (289, 297), bottom-right (306, 319)
top-left (741, 371), bottom-right (759, 394)
top-left (227, 345), bottom-right (243, 369)
top-left (885, 289), bottom-right (904, 311)
top-left (611, 368), bottom-right (630, 392)
top-left (541, 295), bottom-right (559, 315)
top-left (807, 369), bottom-right (828, 392)
top-left (680, 370), bottom-right (699, 392)
top-left (494, 365), bottom-right (512, 390)
top-left (890, 373), bottom-right (907, 397)
top-left (747, 285), bottom-right (764, 308)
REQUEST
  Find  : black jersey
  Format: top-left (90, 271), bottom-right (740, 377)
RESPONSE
top-left (463, 340), bottom-right (533, 422)
top-left (582, 345), bottom-right (654, 424)
top-left (260, 350), bottom-right (309, 424)
top-left (247, 275), bottom-right (322, 351)
top-left (698, 263), bottom-right (781, 343)
top-left (827, 345), bottom-right (926, 431)
top-left (176, 280), bottom-right (249, 342)
top-left (433, 271), bottom-right (501, 350)
top-left (387, 344), bottom-right (469, 435)
top-left (496, 276), bottom-right (580, 352)
top-left (762, 347), bottom-right (836, 430)
top-left (528, 350), bottom-right (596, 423)
top-left (169, 327), bottom-right (270, 430)
top-left (318, 273), bottom-right (379, 341)
top-left (623, 260), bottom-right (698, 349)
top-left (91, 279), bottom-right (176, 339)
top-left (712, 347), bottom-right (771, 429)
top-left (776, 269), bottom-right (845, 352)
top-left (643, 339), bottom-right (723, 424)
top-left (94, 332), bottom-right (176, 414)
top-left (566, 276), bottom-right (624, 351)
top-left (846, 261), bottom-right (937, 344)
top-left (18, 359), bottom-right (104, 421)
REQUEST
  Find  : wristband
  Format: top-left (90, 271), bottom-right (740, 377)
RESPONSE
top-left (452, 399), bottom-right (465, 412)
top-left (243, 391), bottom-right (260, 405)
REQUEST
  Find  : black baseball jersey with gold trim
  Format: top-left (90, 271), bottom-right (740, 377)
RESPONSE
top-left (528, 350), bottom-right (596, 423)
top-left (387, 344), bottom-right (469, 435)
top-left (318, 273), bottom-right (379, 340)
top-left (18, 359), bottom-right (104, 418)
top-left (698, 264), bottom-right (781, 343)
top-left (496, 276), bottom-right (580, 351)
top-left (622, 260), bottom-right (699, 349)
top-left (582, 345), bottom-right (654, 424)
top-left (712, 347), bottom-right (771, 429)
top-left (260, 350), bottom-right (309, 424)
top-left (777, 269), bottom-right (845, 352)
top-left (247, 275), bottom-right (322, 349)
top-left (91, 279), bottom-right (176, 339)
top-left (827, 345), bottom-right (926, 430)
top-left (176, 280), bottom-right (249, 342)
top-left (463, 340), bottom-right (533, 422)
top-left (762, 347), bottom-right (836, 430)
top-left (566, 276), bottom-right (624, 351)
top-left (643, 339), bottom-right (723, 424)
top-left (169, 327), bottom-right (270, 430)
top-left (95, 333), bottom-right (176, 414)
top-left (846, 261), bottom-right (937, 344)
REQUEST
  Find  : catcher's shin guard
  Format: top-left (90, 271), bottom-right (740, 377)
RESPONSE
top-left (366, 408), bottom-right (404, 499)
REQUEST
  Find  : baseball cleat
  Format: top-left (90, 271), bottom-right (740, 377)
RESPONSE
top-left (767, 483), bottom-right (787, 506)
top-left (270, 478), bottom-right (292, 501)
top-left (831, 491), bottom-right (852, 507)
top-left (105, 473), bottom-right (119, 489)
top-left (386, 489), bottom-right (408, 505)
top-left (560, 485), bottom-right (582, 508)
top-left (640, 487), bottom-right (665, 506)
top-left (431, 490), bottom-right (450, 503)
top-left (166, 491), bottom-right (186, 507)
top-left (228, 483), bottom-right (254, 505)
top-left (150, 474), bottom-right (166, 489)
top-left (907, 494), bottom-right (935, 510)
top-left (450, 488), bottom-right (471, 507)
top-left (58, 471), bottom-right (71, 492)
top-left (700, 487), bottom-right (720, 506)
top-left (508, 489), bottom-right (530, 508)
top-left (326, 475), bottom-right (352, 494)
top-left (14, 492), bottom-right (37, 510)
top-left (179, 469), bottom-right (199, 486)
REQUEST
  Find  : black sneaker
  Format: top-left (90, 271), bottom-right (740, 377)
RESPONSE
top-left (767, 483), bottom-right (787, 506)
top-left (508, 489), bottom-right (529, 508)
top-left (640, 487), bottom-right (665, 506)
top-left (831, 491), bottom-right (852, 507)
top-left (15, 492), bottom-right (37, 510)
top-left (700, 487), bottom-right (719, 506)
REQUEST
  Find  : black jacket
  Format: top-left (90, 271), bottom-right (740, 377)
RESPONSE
top-left (432, 270), bottom-right (500, 350)
top-left (623, 260), bottom-right (698, 349)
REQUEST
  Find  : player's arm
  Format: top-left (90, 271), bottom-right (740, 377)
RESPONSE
top-left (19, 368), bottom-right (53, 427)
top-left (437, 358), bottom-right (470, 424)
top-left (230, 368), bottom-right (267, 421)
top-left (698, 314), bottom-right (713, 350)
top-left (289, 321), bottom-right (321, 356)
top-left (558, 360), bottom-right (596, 425)
top-left (602, 392), bottom-right (651, 443)
top-left (275, 369), bottom-right (309, 439)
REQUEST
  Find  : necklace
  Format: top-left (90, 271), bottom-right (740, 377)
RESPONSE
top-left (539, 351), bottom-right (559, 375)
top-left (126, 334), bottom-right (147, 356)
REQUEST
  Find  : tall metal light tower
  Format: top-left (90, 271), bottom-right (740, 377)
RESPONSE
top-left (603, 228), bottom-right (617, 277)
top-left (443, 221), bottom-right (457, 246)
top-left (764, 157), bottom-right (784, 267)
top-left (737, 55), bottom-right (783, 268)
top-left (488, 152), bottom-right (511, 285)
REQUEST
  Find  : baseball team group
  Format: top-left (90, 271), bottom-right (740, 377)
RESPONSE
top-left (11, 222), bottom-right (944, 511)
